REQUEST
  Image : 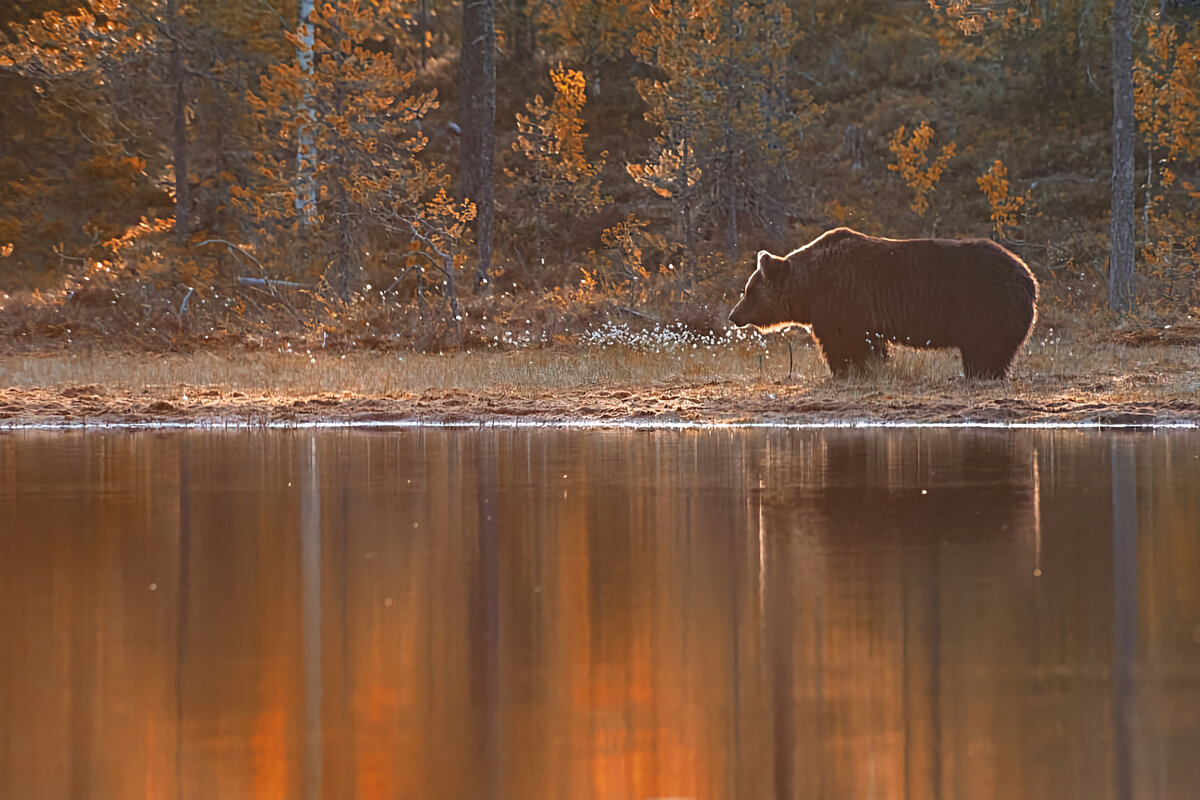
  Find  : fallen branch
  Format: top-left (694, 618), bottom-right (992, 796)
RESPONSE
top-left (236, 276), bottom-right (310, 290)
top-left (613, 305), bottom-right (659, 323)
top-left (198, 239), bottom-right (280, 295)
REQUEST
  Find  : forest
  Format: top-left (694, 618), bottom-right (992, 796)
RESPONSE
top-left (1, 0), bottom-right (1199, 357)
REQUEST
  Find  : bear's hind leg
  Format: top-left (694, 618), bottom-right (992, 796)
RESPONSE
top-left (960, 342), bottom-right (1017, 380)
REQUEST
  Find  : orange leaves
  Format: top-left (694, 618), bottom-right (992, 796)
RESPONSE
top-left (514, 65), bottom-right (599, 181)
top-left (508, 64), bottom-right (608, 253)
top-left (825, 199), bottom-right (852, 226)
top-left (928, 1), bottom-right (1041, 38)
top-left (626, 0), bottom-right (817, 262)
top-left (235, 0), bottom-right (469, 282)
top-left (1135, 23), bottom-right (1200, 163)
top-left (626, 140), bottom-right (700, 200)
top-left (887, 122), bottom-right (956, 218)
top-left (589, 214), bottom-right (667, 302)
top-left (0, 0), bottom-right (136, 78)
top-left (1135, 21), bottom-right (1200, 303)
top-left (542, 0), bottom-right (652, 63)
top-left (976, 159), bottom-right (1030, 239)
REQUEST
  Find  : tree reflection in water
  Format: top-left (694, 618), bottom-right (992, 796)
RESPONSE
top-left (0, 428), bottom-right (1197, 800)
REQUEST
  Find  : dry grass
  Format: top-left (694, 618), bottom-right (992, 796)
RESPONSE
top-left (0, 341), bottom-right (775, 394)
top-left (1, 329), bottom-right (1198, 427)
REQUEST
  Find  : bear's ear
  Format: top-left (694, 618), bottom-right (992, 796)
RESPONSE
top-left (757, 251), bottom-right (789, 281)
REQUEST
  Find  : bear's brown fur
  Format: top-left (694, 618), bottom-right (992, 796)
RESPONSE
top-left (729, 227), bottom-right (1039, 379)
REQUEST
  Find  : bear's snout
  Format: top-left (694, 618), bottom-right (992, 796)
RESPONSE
top-left (728, 301), bottom-right (749, 327)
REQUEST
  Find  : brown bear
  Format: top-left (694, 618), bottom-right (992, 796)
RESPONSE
top-left (729, 227), bottom-right (1038, 379)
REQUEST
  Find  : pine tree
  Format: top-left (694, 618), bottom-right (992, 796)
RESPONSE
top-left (628, 0), bottom-right (819, 268)
top-left (0, 1), bottom-right (189, 271)
top-left (507, 65), bottom-right (609, 270)
top-left (243, 0), bottom-right (473, 306)
top-left (0, 0), bottom-right (287, 280)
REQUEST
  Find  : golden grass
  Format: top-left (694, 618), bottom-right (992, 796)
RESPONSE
top-left (0, 343), bottom-right (776, 394)
top-left (1, 335), bottom-right (1197, 404)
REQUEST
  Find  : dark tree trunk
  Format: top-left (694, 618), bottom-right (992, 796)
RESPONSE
top-left (723, 123), bottom-right (739, 263)
top-left (168, 0), bottom-right (189, 245)
top-left (1109, 0), bottom-right (1136, 314)
top-left (721, 0), bottom-right (739, 263)
top-left (679, 132), bottom-right (695, 286)
top-left (843, 125), bottom-right (867, 172)
top-left (510, 0), bottom-right (536, 69)
top-left (329, 72), bottom-right (357, 300)
top-left (417, 0), bottom-right (431, 66)
top-left (460, 0), bottom-right (495, 284)
top-left (476, 0), bottom-right (495, 285)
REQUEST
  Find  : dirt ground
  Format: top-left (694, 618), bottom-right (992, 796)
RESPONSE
top-left (2, 382), bottom-right (1197, 427)
top-left (2, 345), bottom-right (1198, 427)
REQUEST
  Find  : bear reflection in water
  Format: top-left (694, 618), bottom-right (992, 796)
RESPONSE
top-left (729, 227), bottom-right (1039, 379)
top-left (751, 427), bottom-right (1037, 543)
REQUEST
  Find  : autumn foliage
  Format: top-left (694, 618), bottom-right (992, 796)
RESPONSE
top-left (1, 0), bottom-right (1200, 353)
top-left (887, 122), bottom-right (957, 221)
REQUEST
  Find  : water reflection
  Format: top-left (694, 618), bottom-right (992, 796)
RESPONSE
top-left (1, 428), bottom-right (1198, 800)
top-left (1111, 439), bottom-right (1137, 800)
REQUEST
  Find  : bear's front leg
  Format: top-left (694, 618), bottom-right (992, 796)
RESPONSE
top-left (814, 329), bottom-right (875, 377)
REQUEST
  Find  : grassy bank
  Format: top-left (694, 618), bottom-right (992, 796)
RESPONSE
top-left (2, 323), bottom-right (1198, 427)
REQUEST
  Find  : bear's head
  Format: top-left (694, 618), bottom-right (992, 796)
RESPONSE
top-left (729, 250), bottom-right (805, 331)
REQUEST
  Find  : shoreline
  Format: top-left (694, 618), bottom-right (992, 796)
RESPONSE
top-left (3, 386), bottom-right (1198, 431)
top-left (5, 419), bottom-right (1200, 431)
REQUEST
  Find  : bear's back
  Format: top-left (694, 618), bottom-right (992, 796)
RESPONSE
top-left (809, 233), bottom-right (1036, 347)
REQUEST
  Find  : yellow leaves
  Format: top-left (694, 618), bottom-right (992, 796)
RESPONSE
top-left (976, 159), bottom-right (1029, 238)
top-left (628, 138), bottom-right (700, 202)
top-left (1136, 23), bottom-right (1200, 163)
top-left (234, 0), bottom-right (467, 259)
top-left (825, 199), bottom-right (851, 225)
top-left (976, 159), bottom-right (1009, 200)
top-left (99, 217), bottom-right (174, 255)
top-left (597, 214), bottom-right (658, 290)
top-left (546, 0), bottom-right (653, 61)
top-left (1136, 21), bottom-right (1200, 293)
top-left (888, 122), bottom-right (956, 217)
top-left (580, 268), bottom-right (598, 293)
top-left (550, 66), bottom-right (587, 108)
top-left (0, 243), bottom-right (13, 258)
top-left (929, 0), bottom-right (1041, 39)
top-left (510, 65), bottom-right (609, 225)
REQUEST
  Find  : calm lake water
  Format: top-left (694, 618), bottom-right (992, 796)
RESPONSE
top-left (1, 428), bottom-right (1198, 800)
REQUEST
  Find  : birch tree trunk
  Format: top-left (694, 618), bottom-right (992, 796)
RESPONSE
top-left (296, 0), bottom-right (317, 227)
